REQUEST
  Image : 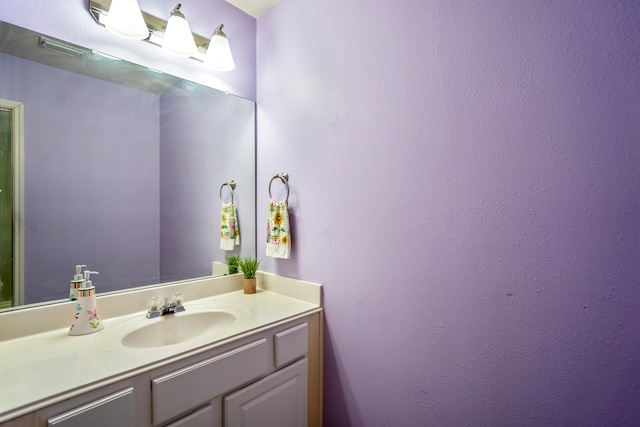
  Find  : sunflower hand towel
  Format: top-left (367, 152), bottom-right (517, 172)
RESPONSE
top-left (266, 198), bottom-right (291, 259)
top-left (220, 202), bottom-right (240, 250)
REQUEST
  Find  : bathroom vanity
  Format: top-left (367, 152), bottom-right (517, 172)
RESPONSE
top-left (0, 273), bottom-right (323, 427)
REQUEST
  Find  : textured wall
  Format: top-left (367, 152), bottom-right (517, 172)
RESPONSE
top-left (256, 1), bottom-right (640, 425)
top-left (0, 0), bottom-right (256, 99)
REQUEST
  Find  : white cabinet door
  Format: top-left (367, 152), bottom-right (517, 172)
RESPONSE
top-left (224, 358), bottom-right (308, 427)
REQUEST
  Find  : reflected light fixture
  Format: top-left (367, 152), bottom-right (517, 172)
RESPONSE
top-left (205, 25), bottom-right (235, 71)
top-left (162, 4), bottom-right (198, 57)
top-left (104, 0), bottom-right (149, 40)
top-left (39, 36), bottom-right (89, 58)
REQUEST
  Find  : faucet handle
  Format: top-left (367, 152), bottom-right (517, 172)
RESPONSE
top-left (172, 292), bottom-right (184, 306)
top-left (172, 292), bottom-right (185, 312)
top-left (148, 296), bottom-right (159, 311)
top-left (146, 296), bottom-right (161, 318)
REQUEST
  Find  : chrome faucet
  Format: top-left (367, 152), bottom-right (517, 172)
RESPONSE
top-left (146, 292), bottom-right (185, 318)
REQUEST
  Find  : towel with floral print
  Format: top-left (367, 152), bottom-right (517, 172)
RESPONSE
top-left (220, 202), bottom-right (240, 250)
top-left (266, 198), bottom-right (291, 259)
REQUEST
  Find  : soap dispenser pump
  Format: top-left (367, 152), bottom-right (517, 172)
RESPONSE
top-left (69, 264), bottom-right (87, 301)
top-left (69, 270), bottom-right (104, 336)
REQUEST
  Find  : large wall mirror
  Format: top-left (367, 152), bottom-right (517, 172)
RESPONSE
top-left (0, 20), bottom-right (256, 310)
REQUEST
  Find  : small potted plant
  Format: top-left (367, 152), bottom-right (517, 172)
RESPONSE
top-left (226, 255), bottom-right (241, 275)
top-left (238, 257), bottom-right (260, 294)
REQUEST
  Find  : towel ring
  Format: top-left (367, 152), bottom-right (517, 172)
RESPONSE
top-left (219, 180), bottom-right (236, 204)
top-left (269, 172), bottom-right (289, 202)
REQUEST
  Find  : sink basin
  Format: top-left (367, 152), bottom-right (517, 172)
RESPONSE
top-left (98, 301), bottom-right (251, 350)
top-left (120, 310), bottom-right (238, 349)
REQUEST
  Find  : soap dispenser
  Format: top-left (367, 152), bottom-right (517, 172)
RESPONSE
top-left (69, 270), bottom-right (104, 336)
top-left (69, 264), bottom-right (87, 301)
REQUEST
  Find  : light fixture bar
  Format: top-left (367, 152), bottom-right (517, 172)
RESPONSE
top-left (39, 36), bottom-right (90, 58)
top-left (89, 0), bottom-right (212, 63)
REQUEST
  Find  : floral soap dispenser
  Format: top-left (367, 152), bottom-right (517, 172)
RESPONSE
top-left (69, 270), bottom-right (104, 336)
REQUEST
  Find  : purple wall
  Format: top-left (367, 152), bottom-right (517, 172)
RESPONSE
top-left (0, 53), bottom-right (160, 303)
top-left (159, 79), bottom-right (255, 282)
top-left (256, 1), bottom-right (640, 425)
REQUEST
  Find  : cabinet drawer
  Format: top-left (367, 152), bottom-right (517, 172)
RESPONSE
top-left (274, 323), bottom-right (308, 368)
top-left (152, 339), bottom-right (268, 426)
top-left (46, 387), bottom-right (134, 427)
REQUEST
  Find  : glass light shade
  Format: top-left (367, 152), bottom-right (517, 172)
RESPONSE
top-left (104, 0), bottom-right (149, 40)
top-left (162, 11), bottom-right (198, 57)
top-left (205, 30), bottom-right (235, 71)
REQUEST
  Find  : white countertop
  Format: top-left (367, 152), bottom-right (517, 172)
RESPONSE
top-left (0, 273), bottom-right (322, 423)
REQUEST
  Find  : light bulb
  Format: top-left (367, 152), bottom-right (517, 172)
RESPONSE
top-left (104, 0), bottom-right (149, 40)
top-left (205, 25), bottom-right (235, 71)
top-left (162, 4), bottom-right (198, 57)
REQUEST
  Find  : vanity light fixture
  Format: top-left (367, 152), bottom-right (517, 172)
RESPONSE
top-left (89, 0), bottom-right (236, 71)
top-left (205, 25), bottom-right (235, 71)
top-left (162, 4), bottom-right (198, 57)
top-left (103, 0), bottom-right (149, 40)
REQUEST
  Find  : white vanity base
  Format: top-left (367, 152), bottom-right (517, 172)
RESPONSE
top-left (0, 272), bottom-right (323, 427)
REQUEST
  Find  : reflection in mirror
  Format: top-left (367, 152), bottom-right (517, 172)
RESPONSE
top-left (0, 21), bottom-right (256, 310)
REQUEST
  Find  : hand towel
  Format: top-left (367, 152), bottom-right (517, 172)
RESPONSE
top-left (220, 202), bottom-right (240, 250)
top-left (266, 198), bottom-right (291, 259)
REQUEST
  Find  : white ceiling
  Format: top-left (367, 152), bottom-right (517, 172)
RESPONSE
top-left (225, 0), bottom-right (280, 18)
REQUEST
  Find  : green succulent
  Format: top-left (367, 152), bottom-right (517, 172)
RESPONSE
top-left (238, 257), bottom-right (260, 279)
top-left (226, 255), bottom-right (241, 274)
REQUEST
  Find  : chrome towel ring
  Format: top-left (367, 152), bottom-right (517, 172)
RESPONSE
top-left (269, 172), bottom-right (289, 202)
top-left (220, 180), bottom-right (236, 204)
